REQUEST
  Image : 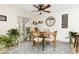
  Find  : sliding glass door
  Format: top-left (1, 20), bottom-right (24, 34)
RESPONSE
top-left (17, 16), bottom-right (32, 42)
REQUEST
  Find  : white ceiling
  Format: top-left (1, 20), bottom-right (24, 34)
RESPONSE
top-left (13, 4), bottom-right (79, 12)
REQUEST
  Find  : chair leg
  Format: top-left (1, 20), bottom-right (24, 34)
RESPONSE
top-left (74, 39), bottom-right (76, 48)
top-left (74, 42), bottom-right (76, 48)
top-left (33, 40), bottom-right (36, 47)
top-left (76, 44), bottom-right (78, 53)
top-left (53, 41), bottom-right (56, 51)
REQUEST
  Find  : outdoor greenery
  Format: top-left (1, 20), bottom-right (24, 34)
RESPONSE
top-left (26, 27), bottom-right (30, 35)
top-left (24, 27), bottom-right (31, 41)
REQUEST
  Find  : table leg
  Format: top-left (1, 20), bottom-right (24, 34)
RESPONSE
top-left (42, 38), bottom-right (44, 51)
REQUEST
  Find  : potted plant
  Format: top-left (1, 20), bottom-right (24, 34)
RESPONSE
top-left (7, 29), bottom-right (19, 45)
top-left (69, 31), bottom-right (77, 44)
top-left (0, 35), bottom-right (13, 48)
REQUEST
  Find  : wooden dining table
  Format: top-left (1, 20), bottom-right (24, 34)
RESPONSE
top-left (31, 31), bottom-right (54, 51)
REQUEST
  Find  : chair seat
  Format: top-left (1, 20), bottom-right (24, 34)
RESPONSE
top-left (33, 37), bottom-right (43, 42)
top-left (45, 37), bottom-right (54, 42)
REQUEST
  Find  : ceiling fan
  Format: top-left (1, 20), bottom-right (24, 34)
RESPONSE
top-left (32, 4), bottom-right (51, 14)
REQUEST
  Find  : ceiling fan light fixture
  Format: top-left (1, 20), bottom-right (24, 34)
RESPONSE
top-left (32, 4), bottom-right (51, 14)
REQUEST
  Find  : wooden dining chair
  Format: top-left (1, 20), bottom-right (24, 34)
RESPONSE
top-left (32, 31), bottom-right (43, 47)
top-left (45, 31), bottom-right (57, 51)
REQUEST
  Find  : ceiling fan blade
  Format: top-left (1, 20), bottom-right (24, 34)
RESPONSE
top-left (33, 5), bottom-right (39, 9)
top-left (43, 10), bottom-right (51, 13)
top-left (43, 4), bottom-right (51, 10)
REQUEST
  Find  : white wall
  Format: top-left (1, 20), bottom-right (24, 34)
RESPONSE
top-left (1, 4), bottom-right (79, 42)
top-left (33, 7), bottom-right (79, 42)
top-left (53, 8), bottom-right (79, 42)
top-left (0, 5), bottom-right (30, 35)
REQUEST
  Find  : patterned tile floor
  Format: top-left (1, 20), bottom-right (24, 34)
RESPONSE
top-left (3, 41), bottom-right (73, 54)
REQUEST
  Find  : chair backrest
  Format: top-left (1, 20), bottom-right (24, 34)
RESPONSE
top-left (47, 31), bottom-right (57, 41)
top-left (32, 31), bottom-right (40, 37)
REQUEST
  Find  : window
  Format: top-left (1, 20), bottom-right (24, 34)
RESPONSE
top-left (62, 14), bottom-right (68, 28)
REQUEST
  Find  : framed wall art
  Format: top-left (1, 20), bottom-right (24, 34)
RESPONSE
top-left (0, 15), bottom-right (7, 21)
